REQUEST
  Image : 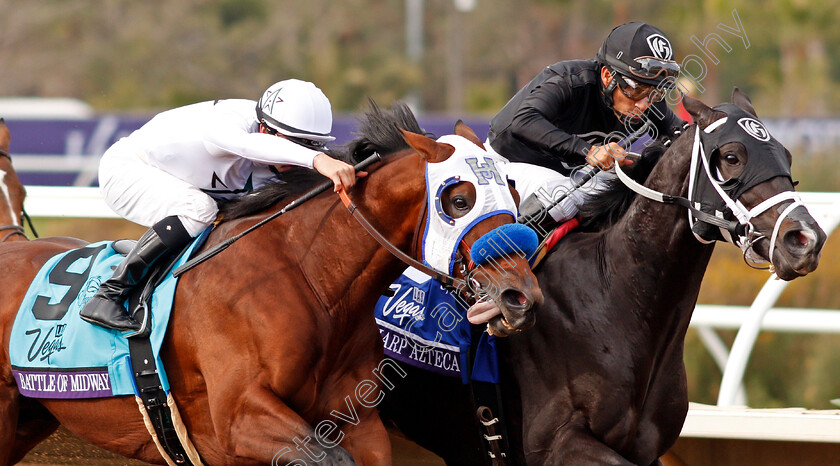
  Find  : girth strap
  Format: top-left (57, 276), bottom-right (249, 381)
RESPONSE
top-left (466, 322), bottom-right (512, 465)
top-left (477, 405), bottom-right (507, 465)
top-left (129, 336), bottom-right (193, 464)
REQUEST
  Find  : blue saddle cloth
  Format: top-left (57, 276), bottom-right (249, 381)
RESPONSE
top-left (374, 267), bottom-right (499, 384)
top-left (9, 232), bottom-right (207, 399)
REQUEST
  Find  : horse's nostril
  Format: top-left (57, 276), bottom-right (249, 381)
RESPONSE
top-left (501, 289), bottom-right (529, 310)
top-left (784, 228), bottom-right (815, 253)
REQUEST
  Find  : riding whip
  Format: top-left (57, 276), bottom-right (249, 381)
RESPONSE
top-left (172, 153), bottom-right (382, 277)
top-left (518, 120), bottom-right (651, 228)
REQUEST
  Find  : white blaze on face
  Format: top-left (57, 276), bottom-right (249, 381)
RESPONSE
top-left (0, 169), bottom-right (17, 226)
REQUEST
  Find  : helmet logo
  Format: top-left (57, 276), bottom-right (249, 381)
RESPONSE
top-left (261, 88), bottom-right (284, 113)
top-left (646, 34), bottom-right (673, 60)
top-left (737, 117), bottom-right (770, 141)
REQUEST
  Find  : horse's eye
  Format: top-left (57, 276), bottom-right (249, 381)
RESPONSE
top-left (723, 153), bottom-right (739, 165)
top-left (453, 196), bottom-right (469, 210)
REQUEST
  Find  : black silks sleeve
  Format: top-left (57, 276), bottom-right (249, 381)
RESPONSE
top-left (508, 76), bottom-right (591, 166)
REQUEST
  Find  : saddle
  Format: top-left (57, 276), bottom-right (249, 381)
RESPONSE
top-left (10, 232), bottom-right (211, 464)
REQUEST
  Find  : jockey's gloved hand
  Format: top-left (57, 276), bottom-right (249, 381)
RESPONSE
top-left (586, 142), bottom-right (632, 170)
top-left (313, 153), bottom-right (367, 192)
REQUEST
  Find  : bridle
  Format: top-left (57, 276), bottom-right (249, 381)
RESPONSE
top-left (174, 149), bottom-right (515, 300)
top-left (0, 225), bottom-right (26, 242)
top-left (615, 117), bottom-right (802, 273)
top-left (337, 185), bottom-right (471, 296)
top-left (0, 149), bottom-right (35, 242)
top-left (174, 152), bottom-right (474, 294)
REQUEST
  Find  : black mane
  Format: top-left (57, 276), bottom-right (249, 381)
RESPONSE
top-left (577, 141), bottom-right (667, 231)
top-left (219, 100), bottom-right (425, 221)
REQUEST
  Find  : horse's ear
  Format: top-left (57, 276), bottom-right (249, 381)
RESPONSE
top-left (454, 120), bottom-right (486, 150)
top-left (731, 87), bottom-right (758, 117)
top-left (401, 129), bottom-right (455, 163)
top-left (683, 95), bottom-right (726, 131)
top-left (0, 119), bottom-right (10, 152)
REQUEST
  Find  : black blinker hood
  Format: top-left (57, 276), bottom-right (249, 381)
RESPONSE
top-left (690, 103), bottom-right (792, 242)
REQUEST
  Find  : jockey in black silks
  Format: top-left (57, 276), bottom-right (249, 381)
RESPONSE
top-left (486, 22), bottom-right (686, 232)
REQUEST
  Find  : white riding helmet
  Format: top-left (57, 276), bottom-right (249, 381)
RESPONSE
top-left (255, 79), bottom-right (335, 144)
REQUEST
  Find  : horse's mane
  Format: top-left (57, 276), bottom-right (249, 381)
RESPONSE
top-left (345, 98), bottom-right (427, 163)
top-left (577, 141), bottom-right (667, 231)
top-left (219, 100), bottom-right (425, 221)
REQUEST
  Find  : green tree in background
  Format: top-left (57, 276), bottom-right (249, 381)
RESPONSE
top-left (2, 0), bottom-right (839, 115)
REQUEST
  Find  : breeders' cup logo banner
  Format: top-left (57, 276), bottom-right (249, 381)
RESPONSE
top-left (374, 268), bottom-right (465, 378)
top-left (646, 34), bottom-right (673, 60)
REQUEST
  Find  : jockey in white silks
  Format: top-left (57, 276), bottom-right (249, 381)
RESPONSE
top-left (81, 79), bottom-right (360, 334)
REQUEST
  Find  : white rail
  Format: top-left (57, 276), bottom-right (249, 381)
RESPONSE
top-left (681, 402), bottom-right (840, 443)
top-left (694, 192), bottom-right (840, 407)
top-left (24, 186), bottom-right (116, 218)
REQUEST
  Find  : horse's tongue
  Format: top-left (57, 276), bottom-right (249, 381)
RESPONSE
top-left (467, 300), bottom-right (502, 325)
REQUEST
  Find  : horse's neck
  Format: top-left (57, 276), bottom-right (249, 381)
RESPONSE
top-left (609, 128), bottom-right (715, 325)
top-left (284, 154), bottom-right (426, 317)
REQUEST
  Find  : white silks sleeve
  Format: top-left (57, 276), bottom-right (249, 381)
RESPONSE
top-left (203, 115), bottom-right (321, 169)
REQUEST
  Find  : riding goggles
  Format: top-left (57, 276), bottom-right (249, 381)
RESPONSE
top-left (628, 56), bottom-right (681, 81)
top-left (261, 121), bottom-right (327, 150)
top-left (617, 76), bottom-right (667, 103)
top-left (286, 136), bottom-right (327, 150)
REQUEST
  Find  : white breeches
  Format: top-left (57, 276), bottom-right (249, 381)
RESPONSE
top-left (485, 141), bottom-right (616, 222)
top-left (503, 162), bottom-right (616, 221)
top-left (98, 138), bottom-right (218, 237)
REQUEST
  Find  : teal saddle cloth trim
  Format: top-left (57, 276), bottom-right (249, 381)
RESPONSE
top-left (9, 232), bottom-right (207, 399)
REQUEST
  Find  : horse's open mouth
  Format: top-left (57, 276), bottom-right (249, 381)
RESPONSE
top-left (467, 292), bottom-right (538, 337)
top-left (487, 314), bottom-right (519, 337)
top-left (486, 311), bottom-right (536, 337)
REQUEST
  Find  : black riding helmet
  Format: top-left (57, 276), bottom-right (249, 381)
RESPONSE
top-left (596, 22), bottom-right (680, 106)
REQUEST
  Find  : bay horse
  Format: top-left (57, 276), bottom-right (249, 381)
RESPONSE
top-left (0, 103), bottom-right (542, 465)
top-left (0, 119), bottom-right (28, 243)
top-left (378, 90), bottom-right (826, 464)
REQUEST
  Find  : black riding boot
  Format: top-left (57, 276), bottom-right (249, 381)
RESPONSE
top-left (80, 216), bottom-right (192, 332)
top-left (517, 194), bottom-right (558, 242)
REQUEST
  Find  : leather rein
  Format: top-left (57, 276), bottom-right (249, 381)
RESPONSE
top-left (337, 187), bottom-right (468, 292)
top-left (173, 152), bottom-right (473, 290)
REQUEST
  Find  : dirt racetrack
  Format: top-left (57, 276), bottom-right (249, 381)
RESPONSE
top-left (20, 426), bottom-right (445, 465)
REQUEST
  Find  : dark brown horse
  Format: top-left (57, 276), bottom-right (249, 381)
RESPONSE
top-left (0, 120), bottom-right (28, 243)
top-left (0, 104), bottom-right (542, 465)
top-left (378, 90), bottom-right (826, 464)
